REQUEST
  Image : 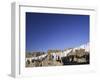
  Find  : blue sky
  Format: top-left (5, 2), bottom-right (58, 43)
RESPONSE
top-left (26, 12), bottom-right (89, 52)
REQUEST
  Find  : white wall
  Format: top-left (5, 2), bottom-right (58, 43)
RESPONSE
top-left (0, 0), bottom-right (100, 80)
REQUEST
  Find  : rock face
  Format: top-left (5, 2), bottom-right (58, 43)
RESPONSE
top-left (62, 43), bottom-right (90, 65)
top-left (26, 43), bottom-right (90, 67)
